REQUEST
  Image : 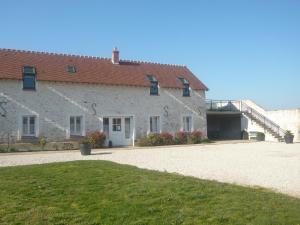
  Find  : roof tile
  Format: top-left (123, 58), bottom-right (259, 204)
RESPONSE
top-left (0, 48), bottom-right (208, 90)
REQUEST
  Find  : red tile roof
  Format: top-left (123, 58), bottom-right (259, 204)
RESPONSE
top-left (0, 48), bottom-right (208, 90)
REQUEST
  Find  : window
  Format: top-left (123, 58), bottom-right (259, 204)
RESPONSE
top-left (125, 117), bottom-right (131, 139)
top-left (67, 65), bottom-right (76, 73)
top-left (183, 116), bottom-right (192, 132)
top-left (22, 116), bottom-right (36, 136)
top-left (112, 118), bottom-right (121, 131)
top-left (183, 84), bottom-right (190, 97)
top-left (147, 75), bottom-right (159, 95)
top-left (23, 66), bottom-right (36, 90)
top-left (103, 117), bottom-right (109, 136)
top-left (150, 116), bottom-right (160, 133)
top-left (178, 77), bottom-right (190, 97)
top-left (70, 116), bottom-right (83, 135)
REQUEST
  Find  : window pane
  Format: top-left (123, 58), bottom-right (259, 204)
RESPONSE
top-left (29, 117), bottom-right (35, 135)
top-left (187, 117), bottom-right (190, 132)
top-left (70, 117), bottom-right (75, 134)
top-left (23, 75), bottom-right (35, 89)
top-left (150, 116), bottom-right (159, 133)
top-left (150, 82), bottom-right (158, 95)
top-left (125, 118), bottom-right (130, 139)
top-left (67, 65), bottom-right (76, 73)
top-left (23, 66), bottom-right (35, 74)
top-left (103, 118), bottom-right (109, 135)
top-left (76, 116), bottom-right (81, 134)
top-left (23, 117), bottom-right (28, 134)
top-left (150, 117), bottom-right (153, 132)
top-left (113, 118), bottom-right (121, 131)
top-left (183, 84), bottom-right (190, 96)
top-left (147, 75), bottom-right (157, 82)
top-left (183, 116), bottom-right (191, 132)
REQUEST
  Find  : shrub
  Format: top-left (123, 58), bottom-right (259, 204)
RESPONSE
top-left (147, 133), bottom-right (163, 146)
top-left (0, 147), bottom-right (7, 153)
top-left (138, 137), bottom-right (151, 146)
top-left (86, 131), bottom-right (106, 148)
top-left (202, 138), bottom-right (212, 143)
top-left (39, 136), bottom-right (47, 150)
top-left (138, 133), bottom-right (171, 146)
top-left (285, 130), bottom-right (294, 137)
top-left (189, 130), bottom-right (203, 144)
top-left (80, 138), bottom-right (92, 145)
top-left (175, 131), bottom-right (188, 144)
top-left (256, 132), bottom-right (265, 141)
top-left (241, 130), bottom-right (249, 140)
top-left (159, 132), bottom-right (174, 145)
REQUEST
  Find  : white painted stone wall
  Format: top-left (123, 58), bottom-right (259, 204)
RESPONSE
top-left (267, 109), bottom-right (300, 142)
top-left (240, 99), bottom-right (300, 142)
top-left (0, 80), bottom-right (207, 145)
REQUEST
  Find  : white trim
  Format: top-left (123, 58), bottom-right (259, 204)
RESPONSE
top-left (20, 114), bottom-right (39, 137)
top-left (132, 116), bottom-right (135, 146)
top-left (101, 115), bottom-right (135, 146)
top-left (181, 114), bottom-right (194, 132)
top-left (68, 114), bottom-right (85, 137)
top-left (22, 72), bottom-right (37, 90)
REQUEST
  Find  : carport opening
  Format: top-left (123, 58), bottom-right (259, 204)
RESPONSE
top-left (207, 113), bottom-right (242, 140)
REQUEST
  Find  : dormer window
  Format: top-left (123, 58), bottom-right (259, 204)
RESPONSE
top-left (178, 77), bottom-right (190, 97)
top-left (146, 74), bottom-right (159, 96)
top-left (67, 65), bottom-right (76, 73)
top-left (23, 66), bottom-right (36, 90)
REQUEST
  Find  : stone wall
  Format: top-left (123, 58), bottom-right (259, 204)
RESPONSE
top-left (0, 80), bottom-right (207, 144)
top-left (267, 109), bottom-right (300, 142)
top-left (240, 100), bottom-right (300, 142)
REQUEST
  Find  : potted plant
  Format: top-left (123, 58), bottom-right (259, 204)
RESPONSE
top-left (79, 138), bottom-right (92, 155)
top-left (39, 136), bottom-right (47, 150)
top-left (241, 130), bottom-right (249, 140)
top-left (284, 130), bottom-right (294, 144)
top-left (256, 132), bottom-right (265, 141)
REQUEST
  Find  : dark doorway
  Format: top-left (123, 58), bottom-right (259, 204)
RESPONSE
top-left (207, 113), bottom-right (242, 140)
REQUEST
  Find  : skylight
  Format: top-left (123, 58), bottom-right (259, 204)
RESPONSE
top-left (146, 74), bottom-right (157, 82)
top-left (178, 77), bottom-right (189, 85)
top-left (67, 65), bottom-right (76, 73)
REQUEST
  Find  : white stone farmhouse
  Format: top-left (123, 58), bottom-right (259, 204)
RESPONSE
top-left (0, 48), bottom-right (208, 146)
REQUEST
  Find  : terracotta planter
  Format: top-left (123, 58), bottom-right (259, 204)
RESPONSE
top-left (284, 135), bottom-right (294, 144)
top-left (80, 143), bottom-right (91, 155)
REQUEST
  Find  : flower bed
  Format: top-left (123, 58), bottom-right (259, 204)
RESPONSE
top-left (138, 130), bottom-right (206, 147)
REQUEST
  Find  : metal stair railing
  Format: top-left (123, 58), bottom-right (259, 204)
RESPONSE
top-left (240, 101), bottom-right (286, 138)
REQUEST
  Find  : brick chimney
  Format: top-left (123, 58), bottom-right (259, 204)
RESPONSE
top-left (111, 47), bottom-right (119, 64)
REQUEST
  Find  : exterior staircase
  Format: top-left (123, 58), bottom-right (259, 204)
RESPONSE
top-left (206, 100), bottom-right (286, 142)
top-left (240, 101), bottom-right (285, 141)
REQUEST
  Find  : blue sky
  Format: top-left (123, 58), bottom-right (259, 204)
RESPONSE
top-left (1, 0), bottom-right (299, 110)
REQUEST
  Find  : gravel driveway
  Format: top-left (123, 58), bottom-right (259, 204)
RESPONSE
top-left (1, 142), bottom-right (300, 198)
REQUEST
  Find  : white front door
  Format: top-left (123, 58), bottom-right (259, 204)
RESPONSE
top-left (108, 117), bottom-right (133, 146)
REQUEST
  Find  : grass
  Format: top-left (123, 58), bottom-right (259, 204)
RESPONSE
top-left (0, 161), bottom-right (300, 225)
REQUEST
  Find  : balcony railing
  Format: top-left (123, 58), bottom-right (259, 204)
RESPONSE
top-left (206, 99), bottom-right (241, 112)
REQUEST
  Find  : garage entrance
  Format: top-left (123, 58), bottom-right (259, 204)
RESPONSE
top-left (207, 113), bottom-right (242, 140)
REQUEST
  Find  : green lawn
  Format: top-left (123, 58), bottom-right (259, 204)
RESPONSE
top-left (0, 161), bottom-right (299, 225)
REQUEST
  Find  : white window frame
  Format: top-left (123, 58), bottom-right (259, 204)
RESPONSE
top-left (149, 116), bottom-right (161, 134)
top-left (21, 115), bottom-right (37, 137)
top-left (182, 115), bottom-right (193, 132)
top-left (69, 115), bottom-right (85, 136)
